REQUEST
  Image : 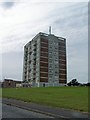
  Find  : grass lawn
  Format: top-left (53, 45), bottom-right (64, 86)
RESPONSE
top-left (2, 86), bottom-right (88, 112)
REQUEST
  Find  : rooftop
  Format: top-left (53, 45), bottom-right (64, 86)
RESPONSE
top-left (24, 32), bottom-right (66, 47)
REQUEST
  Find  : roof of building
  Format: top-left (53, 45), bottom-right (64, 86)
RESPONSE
top-left (4, 79), bottom-right (22, 83)
top-left (24, 32), bottom-right (66, 47)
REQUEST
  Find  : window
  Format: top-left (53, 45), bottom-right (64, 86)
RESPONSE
top-left (49, 75), bottom-right (53, 78)
top-left (49, 64), bottom-right (53, 68)
top-left (49, 69), bottom-right (53, 73)
top-left (49, 59), bottom-right (52, 63)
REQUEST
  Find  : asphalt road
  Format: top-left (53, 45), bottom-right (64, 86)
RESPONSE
top-left (0, 102), bottom-right (2, 119)
top-left (2, 103), bottom-right (53, 118)
top-left (3, 98), bottom-right (89, 119)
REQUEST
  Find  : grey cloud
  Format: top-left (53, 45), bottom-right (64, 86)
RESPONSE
top-left (51, 3), bottom-right (88, 29)
top-left (2, 2), bottom-right (15, 9)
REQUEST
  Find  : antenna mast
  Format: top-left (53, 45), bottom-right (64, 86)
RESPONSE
top-left (49, 26), bottom-right (51, 34)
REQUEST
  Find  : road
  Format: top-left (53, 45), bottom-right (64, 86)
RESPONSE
top-left (2, 103), bottom-right (53, 118)
top-left (0, 102), bottom-right (2, 120)
top-left (2, 98), bottom-right (90, 119)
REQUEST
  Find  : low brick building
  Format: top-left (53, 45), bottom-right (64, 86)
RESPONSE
top-left (0, 82), bottom-right (2, 88)
top-left (2, 79), bottom-right (22, 88)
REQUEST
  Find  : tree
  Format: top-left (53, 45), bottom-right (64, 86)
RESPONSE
top-left (67, 79), bottom-right (80, 86)
top-left (86, 83), bottom-right (90, 86)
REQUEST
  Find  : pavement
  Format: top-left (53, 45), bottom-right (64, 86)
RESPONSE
top-left (2, 98), bottom-right (90, 119)
top-left (2, 103), bottom-right (53, 118)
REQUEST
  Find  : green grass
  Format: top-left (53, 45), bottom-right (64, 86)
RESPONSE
top-left (2, 86), bottom-right (88, 112)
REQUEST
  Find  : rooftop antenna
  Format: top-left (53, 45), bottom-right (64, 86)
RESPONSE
top-left (49, 26), bottom-right (51, 34)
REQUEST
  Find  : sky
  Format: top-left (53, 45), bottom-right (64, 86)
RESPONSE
top-left (0, 0), bottom-right (89, 83)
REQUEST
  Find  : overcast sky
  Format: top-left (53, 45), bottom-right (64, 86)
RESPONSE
top-left (0, 0), bottom-right (89, 83)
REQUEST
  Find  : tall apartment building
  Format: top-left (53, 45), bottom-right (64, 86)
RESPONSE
top-left (23, 32), bottom-right (67, 87)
